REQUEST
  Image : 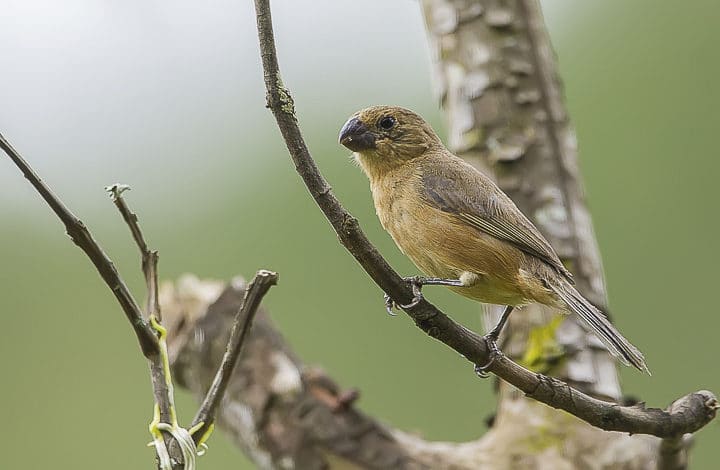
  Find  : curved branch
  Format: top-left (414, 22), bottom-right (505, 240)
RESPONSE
top-left (0, 135), bottom-right (158, 358)
top-left (190, 269), bottom-right (278, 445)
top-left (252, 0), bottom-right (717, 439)
top-left (0, 137), bottom-right (190, 468)
top-left (107, 184), bottom-right (161, 321)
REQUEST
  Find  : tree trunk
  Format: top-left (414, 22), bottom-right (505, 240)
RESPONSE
top-left (421, 0), bottom-right (681, 467)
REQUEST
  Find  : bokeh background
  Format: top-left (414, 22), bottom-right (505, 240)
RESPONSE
top-left (1, 0), bottom-right (718, 468)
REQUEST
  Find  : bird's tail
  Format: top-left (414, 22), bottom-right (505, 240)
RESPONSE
top-left (548, 280), bottom-right (650, 375)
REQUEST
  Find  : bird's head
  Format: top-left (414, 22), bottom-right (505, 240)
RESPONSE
top-left (339, 106), bottom-right (442, 177)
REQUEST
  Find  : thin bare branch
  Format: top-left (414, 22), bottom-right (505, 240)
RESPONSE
top-left (190, 269), bottom-right (278, 445)
top-left (0, 134), bottom-right (158, 358)
top-left (101, 185), bottom-right (186, 467)
top-left (0, 137), bottom-right (190, 468)
top-left (106, 184), bottom-right (150, 254)
top-left (106, 184), bottom-right (161, 320)
top-left (146, 250), bottom-right (160, 319)
top-left (252, 0), bottom-right (717, 439)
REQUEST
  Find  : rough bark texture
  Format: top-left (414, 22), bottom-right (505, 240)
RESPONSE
top-left (164, 276), bottom-right (435, 470)
top-left (164, 276), bottom-right (690, 469)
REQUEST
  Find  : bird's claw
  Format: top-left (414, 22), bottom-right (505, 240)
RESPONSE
top-left (401, 276), bottom-right (425, 308)
top-left (473, 333), bottom-right (501, 379)
top-left (383, 277), bottom-right (425, 315)
top-left (383, 293), bottom-right (398, 316)
top-left (384, 276), bottom-right (424, 317)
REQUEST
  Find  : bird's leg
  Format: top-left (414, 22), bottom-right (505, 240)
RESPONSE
top-left (409, 276), bottom-right (466, 287)
top-left (384, 276), bottom-right (464, 315)
top-left (401, 276), bottom-right (465, 308)
top-left (474, 305), bottom-right (514, 378)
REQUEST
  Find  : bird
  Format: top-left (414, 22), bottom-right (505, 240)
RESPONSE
top-left (338, 105), bottom-right (649, 375)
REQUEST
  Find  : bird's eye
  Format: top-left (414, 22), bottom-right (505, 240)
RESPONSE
top-left (378, 116), bottom-right (396, 131)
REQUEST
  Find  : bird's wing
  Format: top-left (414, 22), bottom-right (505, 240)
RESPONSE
top-left (421, 160), bottom-right (574, 282)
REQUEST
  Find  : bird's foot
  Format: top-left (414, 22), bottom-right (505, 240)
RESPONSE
top-left (473, 333), bottom-right (501, 379)
top-left (400, 276), bottom-right (425, 308)
top-left (383, 276), bottom-right (465, 315)
top-left (383, 277), bottom-right (427, 315)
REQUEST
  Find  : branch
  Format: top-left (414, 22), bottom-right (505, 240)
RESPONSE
top-left (0, 135), bottom-right (158, 358)
top-left (189, 269), bottom-right (278, 445)
top-left (252, 0), bottom-right (717, 438)
top-left (107, 183), bottom-right (161, 320)
top-left (0, 136), bottom-right (189, 468)
top-left (166, 277), bottom-right (444, 469)
top-left (103, 185), bottom-right (185, 468)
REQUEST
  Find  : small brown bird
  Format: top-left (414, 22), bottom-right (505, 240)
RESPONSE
top-left (339, 105), bottom-right (649, 374)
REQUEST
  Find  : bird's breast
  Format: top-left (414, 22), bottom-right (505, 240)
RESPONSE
top-left (369, 173), bottom-right (532, 305)
top-left (371, 176), bottom-right (474, 275)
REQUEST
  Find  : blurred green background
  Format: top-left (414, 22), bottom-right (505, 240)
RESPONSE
top-left (1, 0), bottom-right (718, 468)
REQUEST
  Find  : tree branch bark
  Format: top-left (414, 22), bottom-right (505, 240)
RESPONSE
top-left (107, 183), bottom-right (162, 321)
top-left (165, 276), bottom-right (716, 469)
top-left (190, 269), bottom-right (278, 446)
top-left (166, 277), bottom-right (434, 469)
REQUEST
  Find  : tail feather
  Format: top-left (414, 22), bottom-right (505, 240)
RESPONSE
top-left (549, 281), bottom-right (650, 375)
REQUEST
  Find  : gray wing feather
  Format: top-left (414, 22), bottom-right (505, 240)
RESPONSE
top-left (422, 166), bottom-right (573, 282)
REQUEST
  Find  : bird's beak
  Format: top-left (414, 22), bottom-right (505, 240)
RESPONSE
top-left (339, 117), bottom-right (376, 152)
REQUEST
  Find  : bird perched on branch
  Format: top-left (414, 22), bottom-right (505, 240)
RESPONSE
top-left (339, 105), bottom-right (649, 375)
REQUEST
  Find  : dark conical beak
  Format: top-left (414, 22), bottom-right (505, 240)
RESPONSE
top-left (339, 117), bottom-right (376, 152)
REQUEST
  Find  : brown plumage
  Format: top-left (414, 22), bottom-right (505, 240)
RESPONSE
top-left (339, 105), bottom-right (649, 374)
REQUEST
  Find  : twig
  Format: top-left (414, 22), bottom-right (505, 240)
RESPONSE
top-left (106, 184), bottom-right (161, 320)
top-left (252, 0), bottom-right (718, 438)
top-left (0, 135), bottom-right (188, 468)
top-left (190, 269), bottom-right (278, 445)
top-left (103, 184), bottom-right (182, 467)
top-left (0, 134), bottom-right (158, 358)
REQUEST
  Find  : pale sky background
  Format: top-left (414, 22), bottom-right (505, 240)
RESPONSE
top-left (0, 0), bottom-right (580, 216)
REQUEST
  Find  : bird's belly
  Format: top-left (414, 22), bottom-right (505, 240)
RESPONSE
top-left (381, 204), bottom-right (529, 306)
top-left (448, 280), bottom-right (527, 306)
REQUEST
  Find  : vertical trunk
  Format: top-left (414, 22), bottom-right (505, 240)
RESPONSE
top-left (420, 0), bottom-right (672, 467)
top-left (423, 0), bottom-right (619, 399)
